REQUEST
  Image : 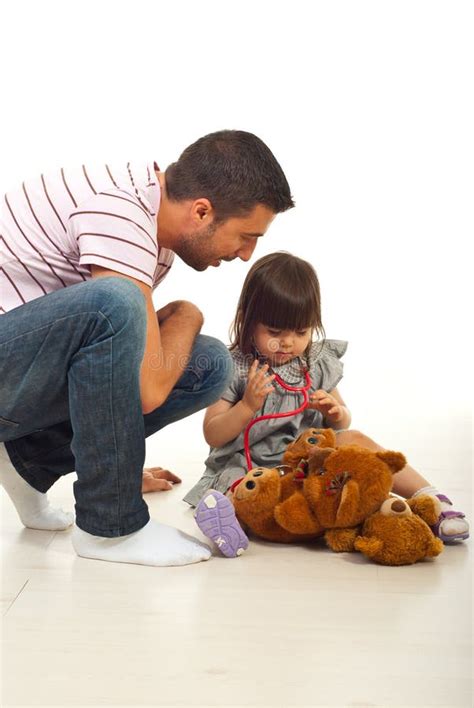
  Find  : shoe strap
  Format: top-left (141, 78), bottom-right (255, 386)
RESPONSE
top-left (439, 509), bottom-right (465, 520)
top-left (435, 493), bottom-right (452, 505)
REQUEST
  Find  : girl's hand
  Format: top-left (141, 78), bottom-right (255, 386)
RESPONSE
top-left (308, 389), bottom-right (345, 423)
top-left (242, 360), bottom-right (276, 414)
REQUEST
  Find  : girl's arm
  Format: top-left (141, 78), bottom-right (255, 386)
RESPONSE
top-left (204, 360), bottom-right (276, 448)
top-left (203, 398), bottom-right (256, 448)
top-left (309, 386), bottom-right (352, 430)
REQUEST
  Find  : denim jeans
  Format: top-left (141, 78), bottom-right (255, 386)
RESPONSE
top-left (0, 277), bottom-right (233, 537)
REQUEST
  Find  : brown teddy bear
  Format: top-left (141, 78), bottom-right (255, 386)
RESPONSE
top-left (274, 443), bottom-right (406, 552)
top-left (232, 428), bottom-right (444, 566)
top-left (233, 464), bottom-right (324, 543)
top-left (233, 429), bottom-right (406, 550)
top-left (354, 495), bottom-right (444, 565)
top-left (233, 428), bottom-right (336, 543)
top-left (232, 427), bottom-right (337, 543)
top-left (282, 427), bottom-right (337, 472)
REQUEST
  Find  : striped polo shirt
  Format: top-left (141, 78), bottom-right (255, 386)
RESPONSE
top-left (0, 160), bottom-right (174, 314)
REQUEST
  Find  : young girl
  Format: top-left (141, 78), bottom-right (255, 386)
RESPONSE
top-left (184, 252), bottom-right (469, 557)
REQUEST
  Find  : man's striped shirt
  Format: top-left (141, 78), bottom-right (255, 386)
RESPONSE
top-left (0, 160), bottom-right (174, 314)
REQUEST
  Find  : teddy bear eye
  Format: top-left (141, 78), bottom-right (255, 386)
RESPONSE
top-left (276, 465), bottom-right (292, 476)
top-left (307, 437), bottom-right (318, 444)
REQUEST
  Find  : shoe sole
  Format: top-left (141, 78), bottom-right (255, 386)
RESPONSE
top-left (438, 531), bottom-right (470, 544)
top-left (195, 491), bottom-right (249, 558)
top-left (432, 511), bottom-right (470, 544)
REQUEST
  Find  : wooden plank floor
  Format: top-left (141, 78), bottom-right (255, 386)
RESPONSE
top-left (1, 415), bottom-right (472, 707)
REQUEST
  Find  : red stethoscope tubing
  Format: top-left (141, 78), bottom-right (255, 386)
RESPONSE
top-left (243, 368), bottom-right (312, 470)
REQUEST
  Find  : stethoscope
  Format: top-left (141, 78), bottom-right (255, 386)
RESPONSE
top-left (243, 364), bottom-right (312, 471)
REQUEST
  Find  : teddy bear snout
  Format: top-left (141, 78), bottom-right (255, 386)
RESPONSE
top-left (391, 500), bottom-right (407, 513)
top-left (380, 497), bottom-right (412, 518)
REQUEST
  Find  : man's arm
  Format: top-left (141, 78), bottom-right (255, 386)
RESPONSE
top-left (90, 265), bottom-right (203, 414)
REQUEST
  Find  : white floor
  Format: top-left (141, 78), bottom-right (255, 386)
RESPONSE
top-left (1, 412), bottom-right (472, 708)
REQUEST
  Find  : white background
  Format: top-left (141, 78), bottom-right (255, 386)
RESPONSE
top-left (0, 0), bottom-right (471, 474)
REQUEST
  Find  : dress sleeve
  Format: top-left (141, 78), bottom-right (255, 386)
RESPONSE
top-left (220, 352), bottom-right (247, 404)
top-left (309, 339), bottom-right (348, 392)
top-left (220, 372), bottom-right (244, 404)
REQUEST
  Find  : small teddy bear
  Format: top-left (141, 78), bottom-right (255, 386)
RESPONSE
top-left (282, 427), bottom-right (337, 472)
top-left (232, 427), bottom-right (337, 543)
top-left (233, 464), bottom-right (324, 543)
top-left (354, 495), bottom-right (444, 565)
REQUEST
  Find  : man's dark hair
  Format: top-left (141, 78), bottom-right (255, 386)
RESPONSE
top-left (165, 130), bottom-right (294, 221)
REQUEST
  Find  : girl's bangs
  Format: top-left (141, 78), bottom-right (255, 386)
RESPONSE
top-left (253, 285), bottom-right (317, 331)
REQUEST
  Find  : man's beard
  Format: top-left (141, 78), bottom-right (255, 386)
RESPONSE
top-left (173, 222), bottom-right (221, 271)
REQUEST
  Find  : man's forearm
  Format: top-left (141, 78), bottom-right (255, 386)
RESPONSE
top-left (149, 302), bottom-right (203, 405)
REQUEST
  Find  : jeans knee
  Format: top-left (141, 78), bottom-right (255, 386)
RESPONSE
top-left (194, 335), bottom-right (233, 394)
top-left (86, 277), bottom-right (147, 338)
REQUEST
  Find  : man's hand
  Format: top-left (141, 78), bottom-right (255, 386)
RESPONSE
top-left (142, 466), bottom-right (182, 493)
top-left (242, 361), bottom-right (276, 414)
top-left (156, 300), bottom-right (203, 326)
top-left (308, 389), bottom-right (345, 423)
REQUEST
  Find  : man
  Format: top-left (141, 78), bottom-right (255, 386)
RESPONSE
top-left (0, 130), bottom-right (294, 567)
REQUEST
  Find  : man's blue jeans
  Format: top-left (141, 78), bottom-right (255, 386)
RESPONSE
top-left (0, 277), bottom-right (232, 537)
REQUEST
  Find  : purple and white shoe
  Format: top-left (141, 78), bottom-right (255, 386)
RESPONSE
top-left (431, 494), bottom-right (470, 543)
top-left (195, 490), bottom-right (249, 558)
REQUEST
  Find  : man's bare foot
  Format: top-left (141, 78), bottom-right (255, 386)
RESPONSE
top-left (142, 467), bottom-right (182, 493)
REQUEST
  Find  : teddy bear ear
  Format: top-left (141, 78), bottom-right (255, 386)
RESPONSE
top-left (375, 451), bottom-right (407, 474)
top-left (308, 447), bottom-right (335, 469)
top-left (323, 428), bottom-right (337, 448)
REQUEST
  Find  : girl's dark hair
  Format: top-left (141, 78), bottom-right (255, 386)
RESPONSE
top-left (165, 130), bottom-right (294, 222)
top-left (230, 252), bottom-right (325, 355)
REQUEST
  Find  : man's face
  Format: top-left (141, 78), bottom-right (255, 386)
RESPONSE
top-left (174, 204), bottom-right (276, 271)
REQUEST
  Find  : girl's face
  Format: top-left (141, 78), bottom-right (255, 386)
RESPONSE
top-left (253, 323), bottom-right (312, 366)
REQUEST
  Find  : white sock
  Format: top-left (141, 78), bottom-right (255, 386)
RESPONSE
top-left (71, 519), bottom-right (212, 567)
top-left (413, 485), bottom-right (469, 537)
top-left (0, 442), bottom-right (74, 531)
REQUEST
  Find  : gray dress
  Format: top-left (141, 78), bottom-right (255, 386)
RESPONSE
top-left (183, 339), bottom-right (348, 507)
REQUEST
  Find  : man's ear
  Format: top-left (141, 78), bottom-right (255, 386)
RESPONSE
top-left (191, 198), bottom-right (213, 225)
